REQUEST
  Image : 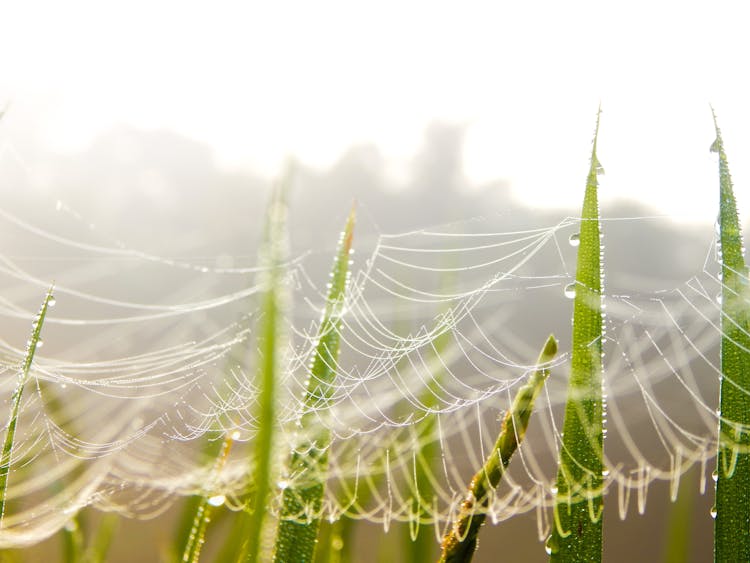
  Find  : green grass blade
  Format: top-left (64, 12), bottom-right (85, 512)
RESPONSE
top-left (273, 206), bottom-right (356, 563)
top-left (181, 433), bottom-right (236, 563)
top-left (439, 334), bottom-right (558, 563)
top-left (711, 110), bottom-right (750, 562)
top-left (549, 110), bottom-right (605, 562)
top-left (83, 513), bottom-right (119, 563)
top-left (61, 515), bottom-right (84, 563)
top-left (0, 285), bottom-right (55, 524)
top-left (239, 176), bottom-right (290, 563)
top-left (661, 466), bottom-right (696, 563)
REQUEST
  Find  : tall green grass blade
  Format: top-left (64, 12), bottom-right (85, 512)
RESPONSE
top-left (549, 110), bottom-right (605, 562)
top-left (83, 513), bottom-right (119, 563)
top-left (661, 467), bottom-right (696, 563)
top-left (239, 177), bottom-right (290, 563)
top-left (711, 110), bottom-right (750, 562)
top-left (273, 206), bottom-right (356, 563)
top-left (61, 514), bottom-right (84, 563)
top-left (181, 433), bottom-right (236, 563)
top-left (439, 334), bottom-right (558, 563)
top-left (0, 285), bottom-right (55, 524)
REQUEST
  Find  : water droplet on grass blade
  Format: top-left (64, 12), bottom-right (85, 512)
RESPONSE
top-left (545, 534), bottom-right (560, 554)
top-left (569, 233), bottom-right (580, 247)
top-left (710, 505), bottom-right (718, 519)
top-left (564, 283), bottom-right (576, 299)
top-left (48, 297), bottom-right (56, 307)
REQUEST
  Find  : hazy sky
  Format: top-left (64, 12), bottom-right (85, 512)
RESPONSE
top-left (1, 1), bottom-right (749, 220)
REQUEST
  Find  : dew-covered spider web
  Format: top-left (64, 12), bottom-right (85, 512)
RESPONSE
top-left (0, 188), bottom-right (733, 548)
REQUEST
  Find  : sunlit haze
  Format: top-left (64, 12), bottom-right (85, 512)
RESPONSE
top-left (1, 1), bottom-right (749, 220)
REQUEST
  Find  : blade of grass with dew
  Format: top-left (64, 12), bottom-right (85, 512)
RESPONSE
top-left (172, 440), bottom-right (224, 560)
top-left (439, 334), bottom-right (558, 563)
top-left (0, 285), bottom-right (55, 524)
top-left (181, 432), bottom-right (237, 563)
top-left (711, 110), bottom-right (750, 562)
top-left (82, 512), bottom-right (119, 563)
top-left (273, 206), bottom-right (356, 563)
top-left (237, 175), bottom-right (290, 563)
top-left (548, 110), bottom-right (605, 562)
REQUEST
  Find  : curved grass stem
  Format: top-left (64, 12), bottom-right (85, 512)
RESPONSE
top-left (439, 334), bottom-right (558, 562)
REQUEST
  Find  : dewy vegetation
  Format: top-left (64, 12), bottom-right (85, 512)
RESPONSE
top-left (1, 108), bottom-right (749, 562)
top-left (439, 334), bottom-right (557, 563)
top-left (548, 109), bottom-right (605, 561)
top-left (0, 286), bottom-right (55, 522)
top-left (711, 110), bottom-right (750, 562)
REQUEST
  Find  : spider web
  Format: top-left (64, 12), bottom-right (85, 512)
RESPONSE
top-left (0, 188), bottom-right (730, 547)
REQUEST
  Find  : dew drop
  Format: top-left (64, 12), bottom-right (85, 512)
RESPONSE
top-left (710, 506), bottom-right (718, 519)
top-left (48, 297), bottom-right (56, 307)
top-left (716, 293), bottom-right (723, 305)
top-left (36, 340), bottom-right (43, 348)
top-left (602, 469), bottom-right (610, 477)
top-left (712, 470), bottom-right (719, 482)
top-left (569, 233), bottom-right (581, 247)
top-left (277, 479), bottom-right (290, 490)
top-left (545, 534), bottom-right (559, 555)
top-left (231, 430), bottom-right (241, 440)
top-left (207, 495), bottom-right (225, 507)
top-left (564, 283), bottom-right (576, 299)
top-left (550, 485), bottom-right (558, 494)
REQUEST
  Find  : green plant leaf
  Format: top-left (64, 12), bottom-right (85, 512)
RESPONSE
top-left (238, 175), bottom-right (291, 563)
top-left (82, 512), bottom-right (119, 563)
top-left (711, 109), bottom-right (750, 562)
top-left (0, 285), bottom-right (55, 523)
top-left (273, 205), bottom-right (356, 563)
top-left (439, 334), bottom-right (558, 562)
top-left (549, 110), bottom-right (605, 562)
top-left (180, 433), bottom-right (236, 563)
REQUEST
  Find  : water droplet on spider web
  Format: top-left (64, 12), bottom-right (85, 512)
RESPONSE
top-left (569, 233), bottom-right (581, 247)
top-left (564, 283), bottom-right (577, 299)
top-left (207, 495), bottom-right (225, 507)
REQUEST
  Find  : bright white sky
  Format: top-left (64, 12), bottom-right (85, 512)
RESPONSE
top-left (1, 1), bottom-right (749, 221)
